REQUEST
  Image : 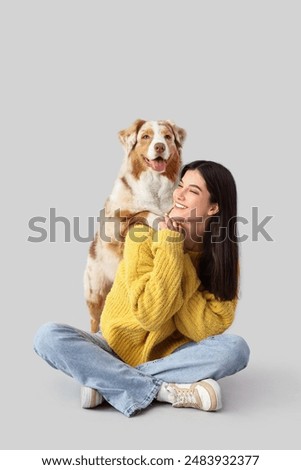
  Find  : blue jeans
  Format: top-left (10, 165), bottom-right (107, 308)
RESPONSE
top-left (33, 323), bottom-right (250, 417)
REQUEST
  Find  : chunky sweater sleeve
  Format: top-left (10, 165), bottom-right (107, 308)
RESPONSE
top-left (174, 254), bottom-right (236, 341)
top-left (123, 225), bottom-right (185, 331)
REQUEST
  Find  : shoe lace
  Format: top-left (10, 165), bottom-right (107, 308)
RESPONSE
top-left (176, 387), bottom-right (195, 404)
top-left (168, 383), bottom-right (201, 408)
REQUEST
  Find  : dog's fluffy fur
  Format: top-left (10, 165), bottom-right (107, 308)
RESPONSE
top-left (84, 119), bottom-right (186, 332)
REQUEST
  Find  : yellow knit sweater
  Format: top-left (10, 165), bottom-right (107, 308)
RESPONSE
top-left (100, 225), bottom-right (237, 367)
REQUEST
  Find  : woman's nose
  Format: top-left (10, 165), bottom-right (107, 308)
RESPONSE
top-left (176, 188), bottom-right (185, 200)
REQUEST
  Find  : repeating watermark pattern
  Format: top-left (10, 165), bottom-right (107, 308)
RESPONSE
top-left (27, 207), bottom-right (274, 244)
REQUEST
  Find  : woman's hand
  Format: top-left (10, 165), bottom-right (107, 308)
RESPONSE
top-left (159, 214), bottom-right (184, 233)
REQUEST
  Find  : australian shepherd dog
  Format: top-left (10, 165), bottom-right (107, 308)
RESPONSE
top-left (84, 119), bottom-right (186, 332)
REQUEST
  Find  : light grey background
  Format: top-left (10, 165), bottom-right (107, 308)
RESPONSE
top-left (1, 0), bottom-right (300, 450)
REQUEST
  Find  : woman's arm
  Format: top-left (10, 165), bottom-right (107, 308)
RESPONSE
top-left (123, 225), bottom-right (185, 331)
top-left (174, 254), bottom-right (237, 341)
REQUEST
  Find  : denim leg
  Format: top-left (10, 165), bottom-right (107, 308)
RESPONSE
top-left (33, 323), bottom-right (161, 417)
top-left (136, 334), bottom-right (250, 383)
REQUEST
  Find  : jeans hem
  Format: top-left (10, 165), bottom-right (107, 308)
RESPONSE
top-left (124, 380), bottom-right (162, 417)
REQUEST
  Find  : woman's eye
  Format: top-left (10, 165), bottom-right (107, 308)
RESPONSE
top-left (142, 134), bottom-right (150, 140)
top-left (190, 190), bottom-right (199, 195)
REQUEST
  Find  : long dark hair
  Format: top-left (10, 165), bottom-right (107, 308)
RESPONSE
top-left (180, 160), bottom-right (239, 300)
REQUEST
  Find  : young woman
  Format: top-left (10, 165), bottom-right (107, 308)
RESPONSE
top-left (34, 160), bottom-right (250, 417)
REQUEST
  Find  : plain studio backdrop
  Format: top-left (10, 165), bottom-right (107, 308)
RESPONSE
top-left (1, 0), bottom-right (300, 450)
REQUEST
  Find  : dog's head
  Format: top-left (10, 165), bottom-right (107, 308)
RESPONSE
top-left (118, 119), bottom-right (186, 179)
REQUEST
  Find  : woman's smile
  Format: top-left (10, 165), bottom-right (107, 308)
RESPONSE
top-left (174, 202), bottom-right (188, 209)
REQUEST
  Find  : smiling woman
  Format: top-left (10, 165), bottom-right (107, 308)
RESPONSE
top-left (162, 160), bottom-right (239, 300)
top-left (166, 168), bottom-right (219, 252)
top-left (34, 159), bottom-right (250, 418)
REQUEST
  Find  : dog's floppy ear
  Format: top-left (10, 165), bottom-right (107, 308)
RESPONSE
top-left (118, 119), bottom-right (146, 155)
top-left (166, 120), bottom-right (187, 148)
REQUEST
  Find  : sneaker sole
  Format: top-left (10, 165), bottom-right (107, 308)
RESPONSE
top-left (199, 379), bottom-right (222, 411)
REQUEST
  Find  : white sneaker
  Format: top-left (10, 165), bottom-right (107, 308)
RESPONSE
top-left (81, 386), bottom-right (103, 409)
top-left (166, 379), bottom-right (222, 411)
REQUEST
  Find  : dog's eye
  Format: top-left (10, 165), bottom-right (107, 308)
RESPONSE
top-left (165, 134), bottom-right (172, 140)
top-left (142, 134), bottom-right (150, 140)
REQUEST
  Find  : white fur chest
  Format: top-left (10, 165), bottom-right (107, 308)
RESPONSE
top-left (130, 171), bottom-right (175, 213)
top-left (110, 170), bottom-right (175, 215)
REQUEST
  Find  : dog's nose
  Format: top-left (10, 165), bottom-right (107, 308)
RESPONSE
top-left (154, 143), bottom-right (166, 154)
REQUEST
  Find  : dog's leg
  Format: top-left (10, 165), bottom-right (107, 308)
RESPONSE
top-left (84, 233), bottom-right (121, 332)
top-left (84, 268), bottom-right (113, 333)
top-left (86, 288), bottom-right (112, 333)
top-left (124, 211), bottom-right (164, 234)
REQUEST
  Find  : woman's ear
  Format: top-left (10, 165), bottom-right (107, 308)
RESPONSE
top-left (208, 203), bottom-right (219, 216)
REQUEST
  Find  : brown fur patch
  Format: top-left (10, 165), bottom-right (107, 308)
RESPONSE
top-left (89, 233), bottom-right (98, 259)
top-left (126, 211), bottom-right (150, 227)
top-left (129, 148), bottom-right (148, 179)
top-left (106, 240), bottom-right (125, 257)
top-left (163, 148), bottom-right (182, 181)
top-left (120, 176), bottom-right (132, 193)
top-left (108, 210), bottom-right (151, 239)
top-left (118, 119), bottom-right (146, 153)
top-left (163, 121), bottom-right (187, 149)
top-left (138, 126), bottom-right (155, 141)
top-left (87, 298), bottom-right (106, 333)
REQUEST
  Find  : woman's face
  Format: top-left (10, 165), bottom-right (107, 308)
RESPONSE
top-left (169, 169), bottom-right (219, 245)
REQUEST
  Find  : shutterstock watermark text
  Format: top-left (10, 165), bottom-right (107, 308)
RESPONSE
top-left (27, 207), bottom-right (274, 244)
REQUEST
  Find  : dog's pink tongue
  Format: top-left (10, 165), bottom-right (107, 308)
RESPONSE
top-left (149, 159), bottom-right (166, 172)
